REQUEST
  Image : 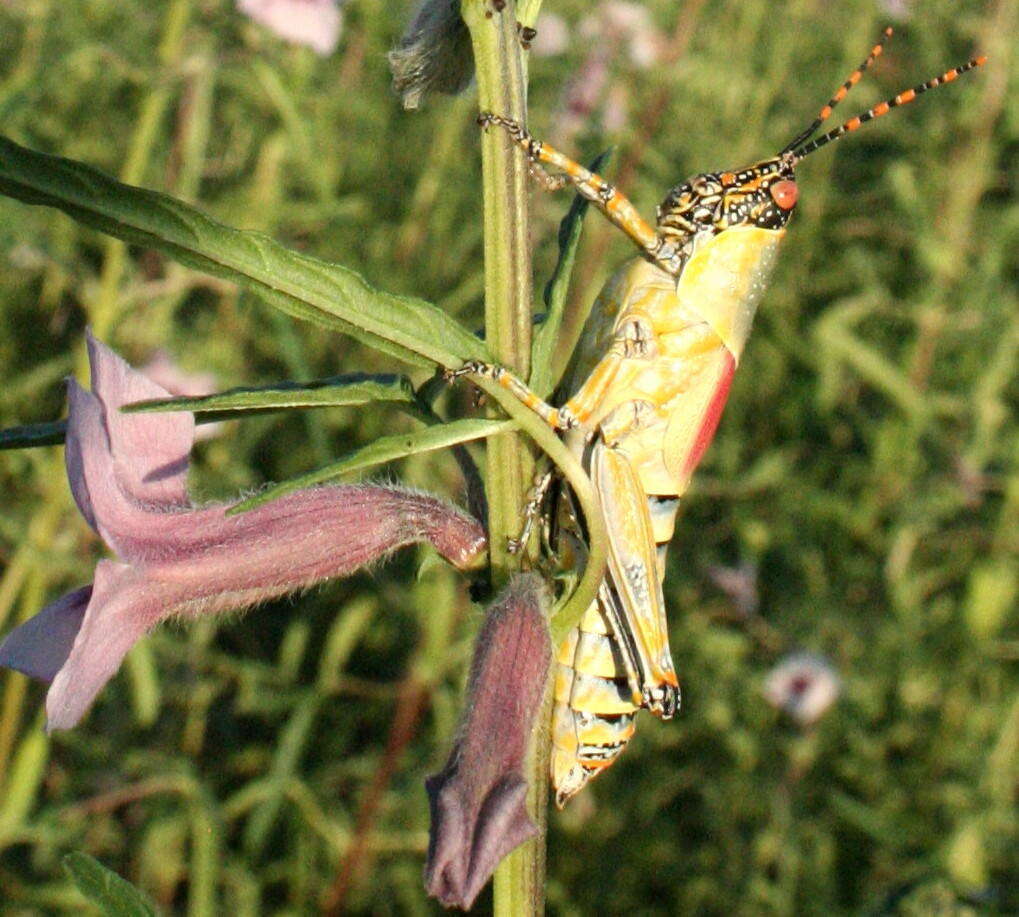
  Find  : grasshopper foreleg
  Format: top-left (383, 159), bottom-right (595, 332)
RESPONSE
top-left (477, 112), bottom-right (683, 275)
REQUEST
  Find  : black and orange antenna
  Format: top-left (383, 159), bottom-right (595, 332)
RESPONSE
top-left (790, 53), bottom-right (987, 162)
top-left (781, 26), bottom-right (895, 155)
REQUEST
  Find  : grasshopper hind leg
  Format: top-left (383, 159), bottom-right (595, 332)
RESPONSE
top-left (593, 443), bottom-right (681, 716)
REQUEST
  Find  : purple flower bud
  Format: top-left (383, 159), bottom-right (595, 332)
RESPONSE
top-left (425, 574), bottom-right (551, 910)
top-left (388, 0), bottom-right (473, 110)
top-left (0, 334), bottom-right (486, 731)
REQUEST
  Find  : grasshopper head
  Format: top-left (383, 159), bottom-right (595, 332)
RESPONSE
top-left (655, 157), bottom-right (797, 243)
top-left (655, 28), bottom-right (984, 254)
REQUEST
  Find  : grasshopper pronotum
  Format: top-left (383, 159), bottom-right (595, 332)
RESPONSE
top-left (460, 29), bottom-right (985, 806)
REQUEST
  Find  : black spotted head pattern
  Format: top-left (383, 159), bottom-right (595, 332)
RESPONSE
top-left (656, 157), bottom-right (798, 241)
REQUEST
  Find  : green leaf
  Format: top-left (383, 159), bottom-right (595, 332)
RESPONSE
top-left (62, 852), bottom-right (157, 917)
top-left (530, 149), bottom-right (612, 399)
top-left (230, 417), bottom-right (514, 513)
top-left (123, 373), bottom-right (417, 416)
top-left (0, 376), bottom-right (423, 450)
top-left (0, 135), bottom-right (488, 368)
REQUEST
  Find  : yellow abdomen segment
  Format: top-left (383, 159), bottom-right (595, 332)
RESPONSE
top-left (552, 596), bottom-right (639, 807)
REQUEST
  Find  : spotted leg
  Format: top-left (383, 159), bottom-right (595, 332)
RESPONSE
top-left (508, 466), bottom-right (555, 555)
top-left (478, 113), bottom-right (682, 275)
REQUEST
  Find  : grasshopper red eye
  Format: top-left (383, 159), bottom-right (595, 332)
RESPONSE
top-left (770, 180), bottom-right (798, 210)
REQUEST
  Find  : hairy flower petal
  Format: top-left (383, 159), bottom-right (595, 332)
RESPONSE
top-left (86, 332), bottom-right (194, 508)
top-left (66, 374), bottom-right (485, 573)
top-left (0, 586), bottom-right (91, 682)
top-left (6, 482), bottom-right (484, 732)
top-left (45, 561), bottom-right (179, 732)
top-left (140, 349), bottom-right (221, 442)
top-left (424, 574), bottom-right (551, 910)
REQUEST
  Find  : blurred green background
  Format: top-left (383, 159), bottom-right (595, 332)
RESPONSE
top-left (0, 0), bottom-right (1016, 912)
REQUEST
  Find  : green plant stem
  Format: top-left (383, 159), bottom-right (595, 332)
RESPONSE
top-left (464, 0), bottom-right (532, 576)
top-left (461, 1), bottom-right (542, 913)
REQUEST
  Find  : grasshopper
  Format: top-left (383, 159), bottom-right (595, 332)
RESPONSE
top-left (459, 29), bottom-right (985, 806)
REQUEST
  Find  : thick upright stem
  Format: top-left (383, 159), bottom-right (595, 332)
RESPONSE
top-left (461, 1), bottom-right (544, 913)
top-left (463, 0), bottom-right (531, 576)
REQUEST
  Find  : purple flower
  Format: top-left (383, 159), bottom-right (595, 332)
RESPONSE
top-left (763, 653), bottom-right (841, 727)
top-left (425, 574), bottom-right (551, 910)
top-left (0, 334), bottom-right (486, 732)
top-left (237, 0), bottom-right (343, 56)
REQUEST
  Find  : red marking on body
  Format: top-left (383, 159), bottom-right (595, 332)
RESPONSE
top-left (683, 350), bottom-right (736, 477)
top-left (770, 180), bottom-right (798, 210)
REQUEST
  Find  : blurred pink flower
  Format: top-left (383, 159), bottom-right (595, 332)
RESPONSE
top-left (579, 1), bottom-right (665, 69)
top-left (763, 653), bottom-right (841, 727)
top-left (553, 1), bottom-right (666, 142)
top-left (0, 334), bottom-right (486, 731)
top-left (708, 562), bottom-right (760, 617)
top-left (425, 574), bottom-right (551, 910)
top-left (529, 13), bottom-right (569, 57)
top-left (601, 84), bottom-right (630, 134)
top-left (237, 0), bottom-right (343, 56)
top-left (877, 0), bottom-right (912, 22)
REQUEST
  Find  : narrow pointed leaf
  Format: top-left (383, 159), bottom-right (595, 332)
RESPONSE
top-left (62, 852), bottom-right (157, 917)
top-left (0, 413), bottom-right (221, 450)
top-left (230, 417), bottom-right (514, 513)
top-left (0, 420), bottom-right (67, 449)
top-left (0, 377), bottom-right (420, 450)
top-left (124, 373), bottom-right (417, 415)
top-left (531, 149), bottom-right (612, 398)
top-left (0, 136), bottom-right (488, 368)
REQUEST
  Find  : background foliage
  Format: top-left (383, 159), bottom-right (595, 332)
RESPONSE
top-left (0, 0), bottom-right (1015, 912)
